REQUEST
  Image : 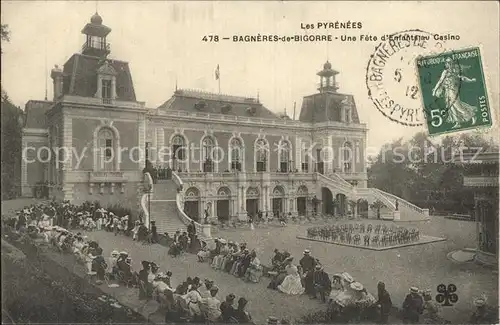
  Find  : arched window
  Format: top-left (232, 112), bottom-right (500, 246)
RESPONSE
top-left (230, 138), bottom-right (243, 171)
top-left (171, 135), bottom-right (186, 172)
top-left (279, 140), bottom-right (291, 173)
top-left (255, 139), bottom-right (268, 172)
top-left (96, 127), bottom-right (117, 171)
top-left (342, 141), bottom-right (353, 173)
top-left (202, 136), bottom-right (216, 172)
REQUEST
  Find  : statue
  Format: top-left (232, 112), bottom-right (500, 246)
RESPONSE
top-left (395, 200), bottom-right (399, 211)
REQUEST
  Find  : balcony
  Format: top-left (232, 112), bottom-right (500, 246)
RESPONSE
top-left (463, 176), bottom-right (499, 188)
top-left (154, 109), bottom-right (367, 130)
top-left (89, 171), bottom-right (127, 183)
top-left (175, 171), bottom-right (315, 183)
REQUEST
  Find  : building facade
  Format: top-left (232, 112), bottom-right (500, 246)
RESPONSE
top-left (459, 152), bottom-right (499, 266)
top-left (21, 13), bottom-right (426, 225)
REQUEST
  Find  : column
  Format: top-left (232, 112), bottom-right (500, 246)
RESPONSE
top-left (62, 116), bottom-right (73, 201)
top-left (210, 200), bottom-right (216, 221)
top-left (96, 75), bottom-right (102, 98)
top-left (151, 127), bottom-right (158, 164)
top-left (157, 128), bottom-right (165, 167)
top-left (236, 190), bottom-right (241, 217)
top-left (295, 136), bottom-right (301, 172)
top-left (111, 77), bottom-right (117, 100)
top-left (353, 140), bottom-right (358, 173)
top-left (266, 186), bottom-right (271, 214)
top-left (239, 186), bottom-right (247, 220)
top-left (138, 116), bottom-right (146, 169)
top-left (327, 135), bottom-right (333, 174)
top-left (308, 145), bottom-right (314, 173)
top-left (62, 116), bottom-right (73, 171)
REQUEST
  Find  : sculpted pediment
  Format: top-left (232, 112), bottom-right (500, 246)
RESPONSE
top-left (97, 61), bottom-right (117, 76)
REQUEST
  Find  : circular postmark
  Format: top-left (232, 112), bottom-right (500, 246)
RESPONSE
top-left (366, 29), bottom-right (450, 127)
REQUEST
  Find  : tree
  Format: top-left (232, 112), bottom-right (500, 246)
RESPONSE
top-left (1, 24), bottom-right (10, 54)
top-left (347, 199), bottom-right (358, 219)
top-left (1, 24), bottom-right (23, 199)
top-left (368, 131), bottom-right (497, 215)
top-left (370, 200), bottom-right (386, 220)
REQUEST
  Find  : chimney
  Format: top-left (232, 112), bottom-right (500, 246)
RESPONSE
top-left (50, 65), bottom-right (63, 101)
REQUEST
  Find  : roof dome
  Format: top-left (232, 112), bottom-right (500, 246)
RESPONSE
top-left (91, 12), bottom-right (103, 25)
top-left (323, 61), bottom-right (332, 70)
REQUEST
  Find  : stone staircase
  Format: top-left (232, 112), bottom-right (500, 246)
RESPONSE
top-left (152, 180), bottom-right (178, 200)
top-left (150, 200), bottom-right (186, 236)
top-left (149, 179), bottom-right (187, 236)
top-left (315, 173), bottom-right (428, 221)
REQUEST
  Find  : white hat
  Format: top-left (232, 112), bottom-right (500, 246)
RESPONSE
top-left (341, 272), bottom-right (354, 283)
top-left (120, 251), bottom-right (128, 255)
top-left (304, 249), bottom-right (310, 254)
top-left (219, 239), bottom-right (227, 244)
top-left (410, 287), bottom-right (419, 293)
top-left (111, 250), bottom-right (119, 255)
top-left (350, 282), bottom-right (364, 291)
top-left (473, 296), bottom-right (487, 307)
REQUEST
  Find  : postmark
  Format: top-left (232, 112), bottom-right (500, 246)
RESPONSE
top-left (415, 47), bottom-right (492, 136)
top-left (366, 29), bottom-right (449, 126)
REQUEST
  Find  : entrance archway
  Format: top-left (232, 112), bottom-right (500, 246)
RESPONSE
top-left (246, 187), bottom-right (259, 218)
top-left (272, 185), bottom-right (286, 217)
top-left (357, 199), bottom-right (369, 218)
top-left (216, 187), bottom-right (231, 222)
top-left (296, 185), bottom-right (308, 216)
top-left (336, 193), bottom-right (347, 216)
top-left (321, 187), bottom-right (333, 215)
top-left (183, 187), bottom-right (200, 222)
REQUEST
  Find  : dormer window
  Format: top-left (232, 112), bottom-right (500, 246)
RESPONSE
top-left (95, 60), bottom-right (117, 103)
top-left (102, 80), bottom-right (112, 99)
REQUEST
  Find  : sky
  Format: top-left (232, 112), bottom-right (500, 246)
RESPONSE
top-left (2, 1), bottom-right (499, 149)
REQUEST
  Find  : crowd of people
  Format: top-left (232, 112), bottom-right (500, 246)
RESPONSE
top-left (2, 201), bottom-right (258, 324)
top-left (3, 199), bottom-right (497, 325)
top-left (196, 238), bottom-right (264, 283)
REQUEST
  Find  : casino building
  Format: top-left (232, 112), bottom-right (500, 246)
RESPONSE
top-left (20, 13), bottom-right (428, 234)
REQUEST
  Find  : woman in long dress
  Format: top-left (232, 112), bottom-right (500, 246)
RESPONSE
top-left (432, 57), bottom-right (477, 128)
top-left (212, 239), bottom-right (229, 270)
top-left (244, 251), bottom-right (263, 283)
top-left (278, 261), bottom-right (305, 295)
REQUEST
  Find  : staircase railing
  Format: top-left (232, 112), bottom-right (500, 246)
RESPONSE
top-left (369, 188), bottom-right (397, 210)
top-left (326, 172), bottom-right (354, 189)
top-left (374, 189), bottom-right (426, 219)
top-left (172, 171), bottom-right (211, 238)
top-left (314, 172), bottom-right (353, 195)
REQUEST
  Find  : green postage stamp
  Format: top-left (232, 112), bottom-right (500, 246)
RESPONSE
top-left (415, 47), bottom-right (492, 136)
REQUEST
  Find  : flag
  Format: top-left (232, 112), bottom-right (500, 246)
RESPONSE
top-left (215, 64), bottom-right (220, 80)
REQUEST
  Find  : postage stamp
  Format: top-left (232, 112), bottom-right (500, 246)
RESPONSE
top-left (415, 47), bottom-right (492, 136)
top-left (365, 29), bottom-right (450, 127)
